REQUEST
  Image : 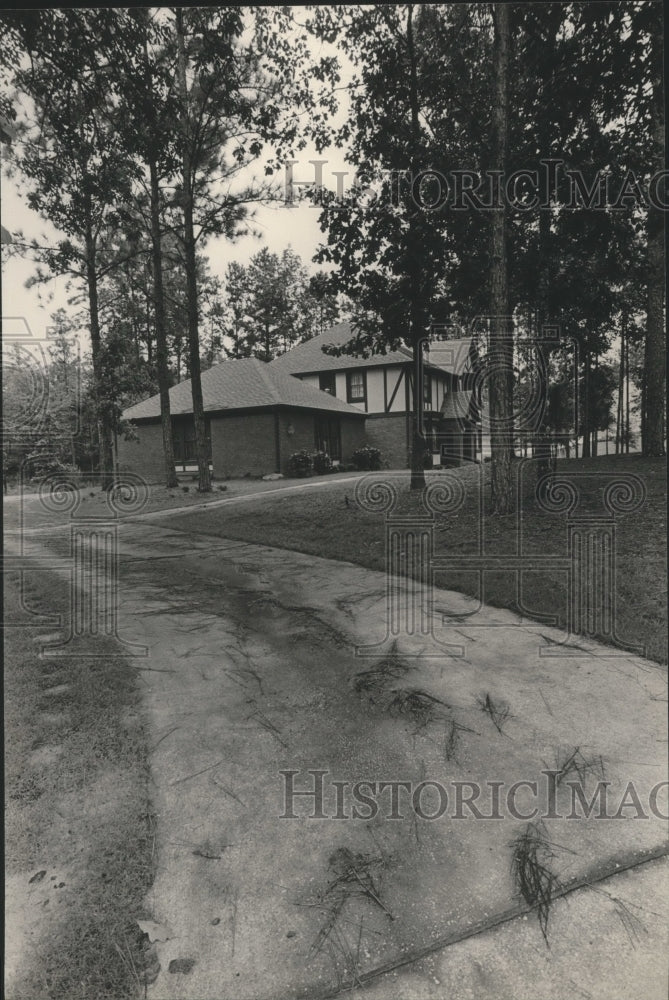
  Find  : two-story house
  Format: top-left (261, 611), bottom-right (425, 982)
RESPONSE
top-left (270, 322), bottom-right (480, 467)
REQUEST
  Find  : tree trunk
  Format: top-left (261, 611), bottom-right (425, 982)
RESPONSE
top-left (410, 336), bottom-right (427, 489)
top-left (176, 7), bottom-right (211, 492)
top-left (406, 4), bottom-right (426, 490)
top-left (582, 352), bottom-right (591, 458)
top-left (144, 270), bottom-right (154, 365)
top-left (489, 3), bottom-right (513, 514)
top-left (126, 264), bottom-right (142, 367)
top-left (625, 331), bottom-right (630, 454)
top-left (84, 215), bottom-right (114, 489)
top-left (149, 156), bottom-right (179, 488)
top-left (143, 19), bottom-right (178, 489)
top-left (615, 314), bottom-right (625, 454)
top-left (533, 11), bottom-right (561, 488)
top-left (641, 369), bottom-right (647, 454)
top-left (534, 188), bottom-right (553, 489)
top-left (644, 16), bottom-right (666, 457)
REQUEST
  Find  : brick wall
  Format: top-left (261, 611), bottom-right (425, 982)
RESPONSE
top-left (277, 409), bottom-right (313, 470)
top-left (210, 412), bottom-right (277, 478)
top-left (117, 421), bottom-right (167, 483)
top-left (364, 413), bottom-right (410, 469)
top-left (340, 417), bottom-right (367, 462)
top-left (119, 409), bottom-right (369, 481)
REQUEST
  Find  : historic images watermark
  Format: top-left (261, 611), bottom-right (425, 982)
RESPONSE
top-left (285, 158), bottom-right (669, 211)
top-left (279, 770), bottom-right (669, 822)
top-left (32, 471), bottom-right (149, 658)
top-left (3, 316), bottom-right (149, 656)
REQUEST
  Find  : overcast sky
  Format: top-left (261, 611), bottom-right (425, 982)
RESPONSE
top-left (1, 154), bottom-right (350, 343)
top-left (1, 14), bottom-right (354, 347)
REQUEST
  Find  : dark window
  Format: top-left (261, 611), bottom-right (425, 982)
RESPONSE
top-left (346, 370), bottom-right (366, 404)
top-left (172, 416), bottom-right (211, 464)
top-left (319, 372), bottom-right (336, 395)
top-left (315, 416), bottom-right (341, 461)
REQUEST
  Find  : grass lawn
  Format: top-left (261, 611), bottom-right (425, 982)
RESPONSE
top-left (4, 568), bottom-right (155, 999)
top-left (165, 454), bottom-right (667, 665)
top-left (2, 471), bottom-right (363, 531)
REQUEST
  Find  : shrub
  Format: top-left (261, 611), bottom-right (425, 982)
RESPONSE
top-left (26, 440), bottom-right (77, 482)
top-left (351, 446), bottom-right (382, 471)
top-left (288, 450), bottom-right (313, 478)
top-left (311, 450), bottom-right (332, 475)
top-left (421, 450), bottom-right (434, 469)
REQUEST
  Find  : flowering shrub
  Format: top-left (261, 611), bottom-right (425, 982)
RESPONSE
top-left (311, 450), bottom-right (333, 475)
top-left (288, 450), bottom-right (313, 477)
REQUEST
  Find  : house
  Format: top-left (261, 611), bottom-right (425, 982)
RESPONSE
top-left (119, 323), bottom-right (480, 481)
top-left (118, 356), bottom-right (366, 481)
top-left (270, 322), bottom-right (480, 467)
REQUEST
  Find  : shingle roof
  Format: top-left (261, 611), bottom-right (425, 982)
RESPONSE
top-left (425, 338), bottom-right (477, 375)
top-left (270, 321), bottom-right (413, 374)
top-left (440, 390), bottom-right (479, 421)
top-left (270, 322), bottom-right (478, 378)
top-left (122, 357), bottom-right (366, 422)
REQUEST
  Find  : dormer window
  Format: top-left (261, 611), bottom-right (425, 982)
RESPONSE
top-left (319, 372), bottom-right (336, 395)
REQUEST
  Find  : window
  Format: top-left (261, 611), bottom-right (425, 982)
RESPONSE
top-left (319, 372), bottom-right (336, 396)
top-left (172, 416), bottom-right (211, 465)
top-left (346, 370), bottom-right (366, 404)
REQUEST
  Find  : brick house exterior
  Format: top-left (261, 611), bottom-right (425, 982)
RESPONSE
top-left (119, 357), bottom-right (365, 481)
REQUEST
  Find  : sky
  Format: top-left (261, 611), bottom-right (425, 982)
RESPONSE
top-left (1, 156), bottom-right (350, 342)
top-left (0, 14), bottom-right (355, 348)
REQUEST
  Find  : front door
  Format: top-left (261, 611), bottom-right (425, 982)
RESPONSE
top-left (314, 416), bottom-right (341, 461)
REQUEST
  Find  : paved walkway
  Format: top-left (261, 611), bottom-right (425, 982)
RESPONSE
top-left (9, 518), bottom-right (669, 999)
top-left (129, 474), bottom-right (367, 521)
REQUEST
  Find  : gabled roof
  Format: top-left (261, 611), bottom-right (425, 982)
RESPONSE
top-left (122, 357), bottom-right (366, 422)
top-left (270, 321), bottom-right (413, 374)
top-left (440, 390), bottom-right (479, 421)
top-left (270, 322), bottom-right (478, 378)
top-left (425, 338), bottom-right (478, 376)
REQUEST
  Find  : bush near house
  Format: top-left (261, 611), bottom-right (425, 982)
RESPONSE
top-left (288, 450), bottom-right (313, 477)
top-left (352, 445), bottom-right (382, 471)
top-left (312, 450), bottom-right (333, 475)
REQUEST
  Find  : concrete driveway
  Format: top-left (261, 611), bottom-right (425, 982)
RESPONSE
top-left (12, 512), bottom-right (669, 999)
